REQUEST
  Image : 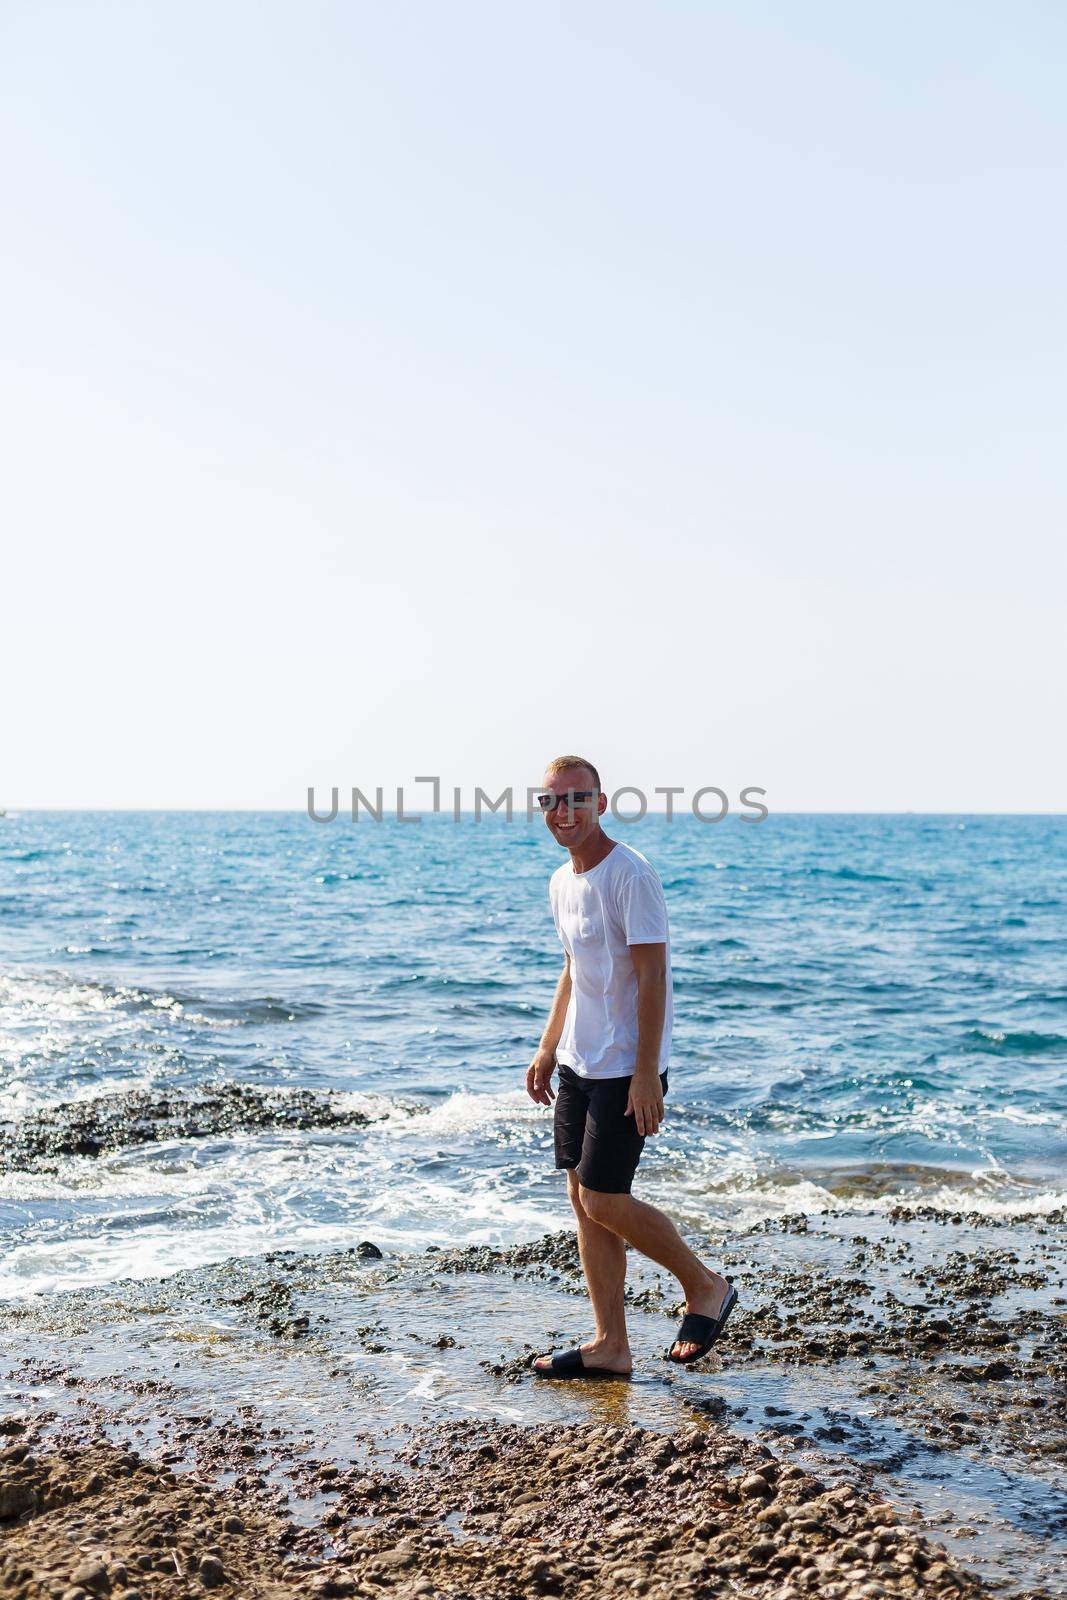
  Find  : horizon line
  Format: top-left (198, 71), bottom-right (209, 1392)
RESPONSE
top-left (3, 808), bottom-right (1066, 819)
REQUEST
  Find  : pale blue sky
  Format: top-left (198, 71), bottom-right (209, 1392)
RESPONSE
top-left (2, 2), bottom-right (1064, 810)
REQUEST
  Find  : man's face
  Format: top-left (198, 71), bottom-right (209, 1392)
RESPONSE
top-left (541, 766), bottom-right (606, 850)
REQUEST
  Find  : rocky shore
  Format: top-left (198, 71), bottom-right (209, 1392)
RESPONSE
top-left (0, 1086), bottom-right (414, 1172)
top-left (2, 1206), bottom-right (1064, 1599)
top-left (0, 1412), bottom-right (1004, 1600)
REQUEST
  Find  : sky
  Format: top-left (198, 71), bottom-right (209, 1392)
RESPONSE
top-left (1, 1), bottom-right (1064, 811)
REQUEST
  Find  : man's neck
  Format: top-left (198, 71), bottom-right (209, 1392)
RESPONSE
top-left (569, 828), bottom-right (616, 876)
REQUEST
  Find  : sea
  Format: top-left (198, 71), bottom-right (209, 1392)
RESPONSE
top-left (2, 810), bottom-right (1066, 1301)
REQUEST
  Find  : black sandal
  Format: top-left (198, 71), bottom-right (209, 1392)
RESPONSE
top-left (666, 1283), bottom-right (738, 1364)
top-left (531, 1348), bottom-right (632, 1380)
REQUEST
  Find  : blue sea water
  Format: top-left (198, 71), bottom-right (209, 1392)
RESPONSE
top-left (1, 811), bottom-right (1065, 1298)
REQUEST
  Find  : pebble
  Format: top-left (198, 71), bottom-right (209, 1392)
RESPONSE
top-left (69, 1560), bottom-right (109, 1590)
top-left (0, 1479), bottom-right (38, 1519)
top-left (375, 1548), bottom-right (416, 1569)
top-left (198, 1554), bottom-right (225, 1587)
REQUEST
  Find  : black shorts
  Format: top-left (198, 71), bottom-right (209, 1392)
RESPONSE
top-left (553, 1062), bottom-right (668, 1195)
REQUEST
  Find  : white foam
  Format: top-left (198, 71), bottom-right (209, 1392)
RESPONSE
top-left (644, 1162), bottom-right (1067, 1228)
top-left (361, 1087), bottom-right (544, 1139)
top-left (0, 1220), bottom-right (396, 1300)
top-left (977, 1105), bottom-right (1064, 1127)
top-left (0, 1188), bottom-right (566, 1299)
top-left (867, 1184), bottom-right (1067, 1220)
top-left (0, 1124), bottom-right (568, 1298)
top-left (0, 970), bottom-right (125, 1019)
top-left (0, 1072), bottom-right (168, 1121)
top-left (3, 1069), bottom-right (1062, 1302)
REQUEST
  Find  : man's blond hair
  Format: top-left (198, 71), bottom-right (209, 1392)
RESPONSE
top-left (545, 754), bottom-right (601, 792)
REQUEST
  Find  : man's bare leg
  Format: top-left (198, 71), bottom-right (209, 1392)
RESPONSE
top-left (533, 1171), bottom-right (632, 1374)
top-left (578, 1185), bottom-right (731, 1360)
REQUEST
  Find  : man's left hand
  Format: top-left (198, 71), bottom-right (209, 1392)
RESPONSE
top-left (625, 1070), bottom-right (664, 1137)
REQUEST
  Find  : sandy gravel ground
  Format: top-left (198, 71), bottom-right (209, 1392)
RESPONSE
top-left (0, 1413), bottom-right (1004, 1600)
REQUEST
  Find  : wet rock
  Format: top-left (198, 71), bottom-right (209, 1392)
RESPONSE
top-left (424, 1229), bottom-right (583, 1282)
top-left (0, 1084), bottom-right (381, 1171)
top-left (979, 1360), bottom-right (1013, 1380)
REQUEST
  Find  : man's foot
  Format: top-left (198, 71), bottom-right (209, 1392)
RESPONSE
top-left (532, 1335), bottom-right (632, 1377)
top-left (670, 1274), bottom-right (732, 1361)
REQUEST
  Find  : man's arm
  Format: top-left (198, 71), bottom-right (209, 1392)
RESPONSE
top-left (626, 942), bottom-right (667, 1135)
top-left (526, 956), bottom-right (571, 1105)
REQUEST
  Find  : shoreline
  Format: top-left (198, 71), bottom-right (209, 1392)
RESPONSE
top-left (0, 1415), bottom-right (1011, 1600)
top-left (2, 1207), bottom-right (1064, 1598)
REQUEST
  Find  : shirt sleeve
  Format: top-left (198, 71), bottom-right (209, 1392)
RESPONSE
top-left (616, 868), bottom-right (669, 945)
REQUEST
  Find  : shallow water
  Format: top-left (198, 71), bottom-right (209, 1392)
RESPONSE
top-left (2, 1208), bottom-right (1064, 1596)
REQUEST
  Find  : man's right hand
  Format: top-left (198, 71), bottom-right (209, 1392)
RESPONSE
top-left (525, 1048), bottom-right (557, 1105)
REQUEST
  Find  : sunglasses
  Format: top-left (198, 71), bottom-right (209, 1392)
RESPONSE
top-left (536, 790), bottom-right (597, 813)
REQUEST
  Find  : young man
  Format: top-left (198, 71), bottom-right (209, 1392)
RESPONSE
top-left (526, 755), bottom-right (738, 1378)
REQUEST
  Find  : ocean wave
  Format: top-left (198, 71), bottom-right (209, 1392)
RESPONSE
top-left (376, 975), bottom-right (528, 995)
top-left (111, 983), bottom-right (326, 1026)
top-left (367, 1087), bottom-right (543, 1139)
top-left (649, 1157), bottom-right (1067, 1227)
top-left (0, 1161), bottom-right (565, 1299)
top-left (961, 1028), bottom-right (1067, 1057)
top-left (2, 846), bottom-right (67, 862)
top-left (677, 978), bottom-right (795, 998)
top-left (0, 968), bottom-right (325, 1030)
top-left (802, 865), bottom-right (903, 884)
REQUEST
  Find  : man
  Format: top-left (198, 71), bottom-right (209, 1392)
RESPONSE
top-left (526, 755), bottom-right (737, 1378)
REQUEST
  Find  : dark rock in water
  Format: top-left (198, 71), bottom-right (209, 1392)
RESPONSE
top-left (423, 1230), bottom-right (582, 1282)
top-left (230, 1278), bottom-right (320, 1340)
top-left (0, 1084), bottom-right (384, 1171)
top-left (979, 1359), bottom-right (1013, 1381)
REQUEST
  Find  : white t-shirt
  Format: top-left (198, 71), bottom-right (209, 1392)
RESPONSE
top-left (549, 840), bottom-right (673, 1080)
